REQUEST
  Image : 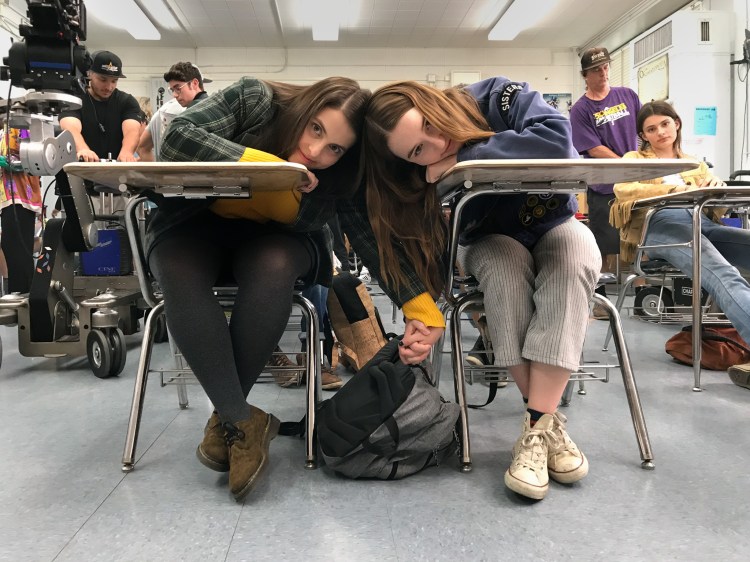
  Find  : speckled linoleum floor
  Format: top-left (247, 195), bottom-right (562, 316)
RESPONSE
top-left (1, 284), bottom-right (749, 562)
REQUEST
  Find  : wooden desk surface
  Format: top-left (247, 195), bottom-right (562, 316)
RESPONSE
top-left (63, 161), bottom-right (310, 193)
top-left (436, 158), bottom-right (699, 198)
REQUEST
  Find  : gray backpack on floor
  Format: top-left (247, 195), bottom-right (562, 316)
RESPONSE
top-left (317, 338), bottom-right (460, 479)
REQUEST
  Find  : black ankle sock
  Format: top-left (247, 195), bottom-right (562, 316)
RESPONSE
top-left (527, 408), bottom-right (544, 426)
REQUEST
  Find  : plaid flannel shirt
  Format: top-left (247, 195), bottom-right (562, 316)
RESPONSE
top-left (149, 77), bottom-right (430, 303)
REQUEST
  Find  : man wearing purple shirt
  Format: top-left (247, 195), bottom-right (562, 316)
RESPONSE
top-left (570, 47), bottom-right (641, 317)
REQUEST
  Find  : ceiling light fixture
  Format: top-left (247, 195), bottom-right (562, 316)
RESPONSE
top-left (311, 0), bottom-right (342, 41)
top-left (86, 0), bottom-right (161, 40)
top-left (488, 0), bottom-right (559, 41)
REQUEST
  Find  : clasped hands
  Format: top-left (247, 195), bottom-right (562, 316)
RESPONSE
top-left (399, 319), bottom-right (445, 364)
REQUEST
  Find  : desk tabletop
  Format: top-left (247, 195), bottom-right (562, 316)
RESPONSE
top-left (631, 186), bottom-right (750, 210)
top-left (436, 158), bottom-right (699, 198)
top-left (63, 161), bottom-right (310, 193)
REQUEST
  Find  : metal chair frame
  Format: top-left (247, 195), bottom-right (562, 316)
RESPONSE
top-left (120, 197), bottom-right (321, 473)
top-left (433, 184), bottom-right (654, 473)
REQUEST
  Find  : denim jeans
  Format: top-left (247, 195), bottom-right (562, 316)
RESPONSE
top-left (644, 208), bottom-right (750, 343)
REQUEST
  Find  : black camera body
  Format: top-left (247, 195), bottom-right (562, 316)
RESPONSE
top-left (2, 0), bottom-right (90, 94)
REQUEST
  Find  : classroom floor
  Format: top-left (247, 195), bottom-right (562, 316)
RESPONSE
top-left (1, 286), bottom-right (749, 562)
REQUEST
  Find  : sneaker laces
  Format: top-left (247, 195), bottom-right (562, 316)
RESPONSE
top-left (515, 426), bottom-right (560, 469)
top-left (549, 412), bottom-right (578, 454)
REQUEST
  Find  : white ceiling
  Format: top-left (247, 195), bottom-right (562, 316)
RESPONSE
top-left (11, 0), bottom-right (694, 52)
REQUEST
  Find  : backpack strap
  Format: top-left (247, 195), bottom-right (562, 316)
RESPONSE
top-left (701, 331), bottom-right (750, 355)
top-left (468, 381), bottom-right (499, 409)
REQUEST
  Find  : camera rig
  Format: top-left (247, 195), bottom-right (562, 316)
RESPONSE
top-left (2, 0), bottom-right (95, 249)
top-left (0, 1), bottom-right (136, 376)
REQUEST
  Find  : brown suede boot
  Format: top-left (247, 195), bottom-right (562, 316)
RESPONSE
top-left (196, 412), bottom-right (229, 472)
top-left (224, 405), bottom-right (280, 501)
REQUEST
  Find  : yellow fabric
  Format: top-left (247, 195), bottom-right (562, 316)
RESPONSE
top-left (402, 292), bottom-right (445, 328)
top-left (209, 148), bottom-right (301, 223)
top-left (237, 147), bottom-right (285, 163)
top-left (609, 149), bottom-right (724, 262)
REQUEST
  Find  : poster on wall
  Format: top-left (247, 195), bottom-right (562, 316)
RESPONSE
top-left (694, 106), bottom-right (717, 136)
top-left (543, 93), bottom-right (572, 116)
top-left (637, 54), bottom-right (669, 102)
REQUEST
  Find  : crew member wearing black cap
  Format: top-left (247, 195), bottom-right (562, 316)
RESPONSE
top-left (569, 47), bottom-right (642, 318)
top-left (60, 50), bottom-right (142, 163)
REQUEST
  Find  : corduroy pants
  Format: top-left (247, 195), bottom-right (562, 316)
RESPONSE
top-left (457, 217), bottom-right (601, 371)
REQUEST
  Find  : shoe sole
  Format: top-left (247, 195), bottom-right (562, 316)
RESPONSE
top-left (273, 371), bottom-right (304, 388)
top-left (503, 469), bottom-right (548, 500)
top-left (233, 414), bottom-right (281, 501)
top-left (548, 453), bottom-right (589, 484)
top-left (322, 383), bottom-right (344, 391)
top-left (465, 355), bottom-right (484, 368)
top-left (728, 367), bottom-right (750, 390)
top-left (195, 445), bottom-right (230, 473)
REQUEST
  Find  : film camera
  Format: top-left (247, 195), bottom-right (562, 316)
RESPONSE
top-left (2, 0), bottom-right (90, 93)
top-left (1, 0), bottom-right (92, 176)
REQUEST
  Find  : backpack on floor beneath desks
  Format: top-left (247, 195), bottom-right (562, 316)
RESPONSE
top-left (665, 324), bottom-right (750, 370)
top-left (317, 338), bottom-right (460, 480)
top-left (326, 272), bottom-right (392, 371)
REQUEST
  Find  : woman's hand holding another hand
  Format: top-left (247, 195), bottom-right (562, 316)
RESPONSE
top-left (399, 319), bottom-right (445, 364)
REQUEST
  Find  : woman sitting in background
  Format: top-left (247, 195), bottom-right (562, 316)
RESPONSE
top-left (610, 100), bottom-right (750, 388)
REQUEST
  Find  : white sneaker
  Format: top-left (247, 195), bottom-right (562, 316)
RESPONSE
top-left (504, 412), bottom-right (555, 500)
top-left (358, 266), bottom-right (371, 284)
top-left (547, 411), bottom-right (589, 484)
top-left (465, 335), bottom-right (508, 388)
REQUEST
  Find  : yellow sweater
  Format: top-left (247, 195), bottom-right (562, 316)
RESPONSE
top-left (609, 149), bottom-right (723, 262)
top-left (210, 148), bottom-right (301, 224)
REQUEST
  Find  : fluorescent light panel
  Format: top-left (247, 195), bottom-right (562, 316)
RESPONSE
top-left (488, 0), bottom-right (559, 41)
top-left (139, 0), bottom-right (181, 30)
top-left (311, 0), bottom-right (343, 41)
top-left (86, 0), bottom-right (161, 40)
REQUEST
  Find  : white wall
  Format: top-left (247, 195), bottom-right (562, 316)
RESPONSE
top-left (599, 0), bottom-right (746, 178)
top-left (86, 45), bottom-right (581, 110)
top-left (730, 0), bottom-right (750, 175)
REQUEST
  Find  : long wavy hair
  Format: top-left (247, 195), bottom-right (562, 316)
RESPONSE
top-left (262, 77), bottom-right (371, 199)
top-left (637, 100), bottom-right (683, 157)
top-left (362, 81), bottom-right (494, 297)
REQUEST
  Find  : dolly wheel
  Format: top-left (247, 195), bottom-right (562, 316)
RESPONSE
top-left (109, 328), bottom-right (127, 377)
top-left (87, 329), bottom-right (113, 379)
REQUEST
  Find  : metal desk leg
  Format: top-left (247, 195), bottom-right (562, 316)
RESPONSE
top-left (593, 294), bottom-right (655, 469)
top-left (294, 294), bottom-right (320, 470)
top-left (603, 273), bottom-right (638, 351)
top-left (691, 203), bottom-right (704, 392)
top-left (429, 300), bottom-right (453, 389)
top-left (451, 293), bottom-right (483, 473)
top-left (122, 301), bottom-right (163, 472)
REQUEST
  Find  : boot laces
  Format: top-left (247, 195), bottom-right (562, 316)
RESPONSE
top-left (222, 422), bottom-right (245, 446)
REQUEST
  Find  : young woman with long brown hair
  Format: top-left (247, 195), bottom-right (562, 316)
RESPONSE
top-left (360, 78), bottom-right (600, 500)
top-left (150, 76), bottom-right (370, 501)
